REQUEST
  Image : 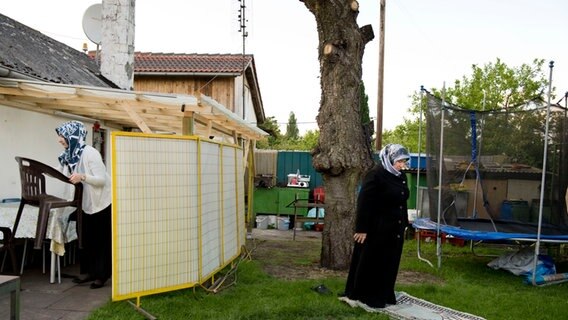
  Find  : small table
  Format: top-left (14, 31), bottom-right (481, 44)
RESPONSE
top-left (0, 275), bottom-right (21, 320)
top-left (287, 198), bottom-right (325, 240)
top-left (0, 202), bottom-right (76, 283)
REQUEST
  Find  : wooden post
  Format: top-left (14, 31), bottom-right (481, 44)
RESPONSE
top-left (376, 0), bottom-right (386, 151)
top-left (246, 140), bottom-right (255, 236)
top-left (182, 113), bottom-right (194, 135)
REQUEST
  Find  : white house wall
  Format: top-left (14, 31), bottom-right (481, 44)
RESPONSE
top-left (233, 75), bottom-right (257, 126)
top-left (244, 83), bottom-right (256, 125)
top-left (0, 105), bottom-right (113, 199)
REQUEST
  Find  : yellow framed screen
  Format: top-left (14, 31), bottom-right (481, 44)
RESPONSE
top-left (111, 132), bottom-right (244, 301)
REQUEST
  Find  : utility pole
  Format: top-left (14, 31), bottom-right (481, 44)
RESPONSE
top-left (376, 0), bottom-right (386, 151)
top-left (238, 0), bottom-right (248, 121)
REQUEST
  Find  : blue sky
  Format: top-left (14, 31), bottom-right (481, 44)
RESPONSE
top-left (3, 0), bottom-right (567, 135)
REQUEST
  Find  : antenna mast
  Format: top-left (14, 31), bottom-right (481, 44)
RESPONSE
top-left (238, 0), bottom-right (248, 120)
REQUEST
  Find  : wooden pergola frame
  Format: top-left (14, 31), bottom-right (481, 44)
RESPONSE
top-left (0, 77), bottom-right (265, 234)
top-left (0, 78), bottom-right (267, 143)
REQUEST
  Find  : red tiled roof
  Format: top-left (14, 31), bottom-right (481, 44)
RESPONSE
top-left (134, 52), bottom-right (253, 73)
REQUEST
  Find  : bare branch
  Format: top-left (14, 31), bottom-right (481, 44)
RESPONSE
top-left (360, 24), bottom-right (374, 44)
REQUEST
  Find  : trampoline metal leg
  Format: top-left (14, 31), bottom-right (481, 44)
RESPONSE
top-left (416, 231), bottom-right (434, 268)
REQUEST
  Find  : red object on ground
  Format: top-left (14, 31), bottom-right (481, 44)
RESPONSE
top-left (313, 187), bottom-right (325, 203)
top-left (415, 230), bottom-right (446, 243)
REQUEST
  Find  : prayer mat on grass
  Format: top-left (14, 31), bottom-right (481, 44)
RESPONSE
top-left (340, 292), bottom-right (486, 320)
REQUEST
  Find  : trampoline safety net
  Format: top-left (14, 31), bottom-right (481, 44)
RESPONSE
top-left (423, 91), bottom-right (568, 229)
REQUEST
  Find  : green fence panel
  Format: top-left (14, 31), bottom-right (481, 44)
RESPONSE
top-left (276, 151), bottom-right (323, 190)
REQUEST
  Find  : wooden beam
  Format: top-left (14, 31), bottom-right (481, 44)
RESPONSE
top-left (18, 83), bottom-right (78, 99)
top-left (119, 102), bottom-right (152, 133)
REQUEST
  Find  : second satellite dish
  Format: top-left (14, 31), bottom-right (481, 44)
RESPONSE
top-left (82, 3), bottom-right (102, 45)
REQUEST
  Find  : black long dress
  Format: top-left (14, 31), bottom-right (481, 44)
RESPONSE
top-left (344, 163), bottom-right (409, 308)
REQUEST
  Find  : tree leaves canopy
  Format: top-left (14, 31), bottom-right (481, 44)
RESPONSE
top-left (384, 58), bottom-right (551, 154)
top-left (285, 112), bottom-right (300, 141)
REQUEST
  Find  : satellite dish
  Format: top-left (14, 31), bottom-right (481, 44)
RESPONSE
top-left (82, 4), bottom-right (102, 45)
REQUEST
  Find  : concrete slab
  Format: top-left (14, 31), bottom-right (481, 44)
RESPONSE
top-left (0, 261), bottom-right (110, 320)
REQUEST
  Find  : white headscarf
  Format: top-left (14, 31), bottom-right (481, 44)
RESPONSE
top-left (379, 144), bottom-right (410, 176)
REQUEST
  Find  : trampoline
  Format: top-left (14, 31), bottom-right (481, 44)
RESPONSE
top-left (413, 217), bottom-right (568, 242)
top-left (412, 63), bottom-right (568, 285)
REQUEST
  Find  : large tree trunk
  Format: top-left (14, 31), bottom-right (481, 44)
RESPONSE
top-left (302, 0), bottom-right (375, 270)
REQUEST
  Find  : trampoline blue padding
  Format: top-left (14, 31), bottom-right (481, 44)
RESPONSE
top-left (413, 218), bottom-right (568, 241)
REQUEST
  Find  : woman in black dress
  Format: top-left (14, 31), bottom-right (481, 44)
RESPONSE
top-left (342, 144), bottom-right (410, 310)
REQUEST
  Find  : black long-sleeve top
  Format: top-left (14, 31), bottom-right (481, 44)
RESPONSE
top-left (354, 163), bottom-right (410, 235)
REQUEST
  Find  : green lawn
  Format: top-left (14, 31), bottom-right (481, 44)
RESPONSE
top-left (88, 238), bottom-right (568, 320)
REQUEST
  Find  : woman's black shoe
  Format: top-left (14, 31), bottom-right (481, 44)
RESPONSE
top-left (90, 279), bottom-right (106, 289)
top-left (72, 276), bottom-right (95, 284)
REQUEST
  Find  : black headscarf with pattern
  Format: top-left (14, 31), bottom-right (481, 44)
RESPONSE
top-left (55, 121), bottom-right (87, 172)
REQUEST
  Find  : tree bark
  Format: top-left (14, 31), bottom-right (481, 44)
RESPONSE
top-left (302, 0), bottom-right (375, 270)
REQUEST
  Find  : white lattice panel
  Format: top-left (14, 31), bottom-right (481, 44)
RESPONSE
top-left (111, 133), bottom-right (244, 301)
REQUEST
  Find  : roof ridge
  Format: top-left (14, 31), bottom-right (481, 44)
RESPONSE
top-left (134, 52), bottom-right (252, 57)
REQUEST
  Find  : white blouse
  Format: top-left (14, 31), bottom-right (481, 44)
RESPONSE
top-left (60, 145), bottom-right (111, 214)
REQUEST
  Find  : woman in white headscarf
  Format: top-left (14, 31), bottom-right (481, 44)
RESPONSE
top-left (56, 121), bottom-right (111, 289)
top-left (341, 144), bottom-right (410, 311)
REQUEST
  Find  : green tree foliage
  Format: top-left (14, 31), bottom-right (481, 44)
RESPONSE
top-left (359, 81), bottom-right (374, 152)
top-left (382, 119), bottom-right (422, 153)
top-left (430, 58), bottom-right (548, 110)
top-left (257, 81), bottom-right (371, 152)
top-left (383, 91), bottom-right (427, 153)
top-left (386, 58), bottom-right (550, 155)
top-left (428, 58), bottom-right (551, 167)
top-left (256, 116), bottom-right (282, 149)
top-left (285, 112), bottom-right (300, 141)
top-left (257, 115), bottom-right (319, 150)
top-left (277, 132), bottom-right (318, 150)
top-left (359, 81), bottom-right (371, 124)
top-left (299, 129), bottom-right (319, 150)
